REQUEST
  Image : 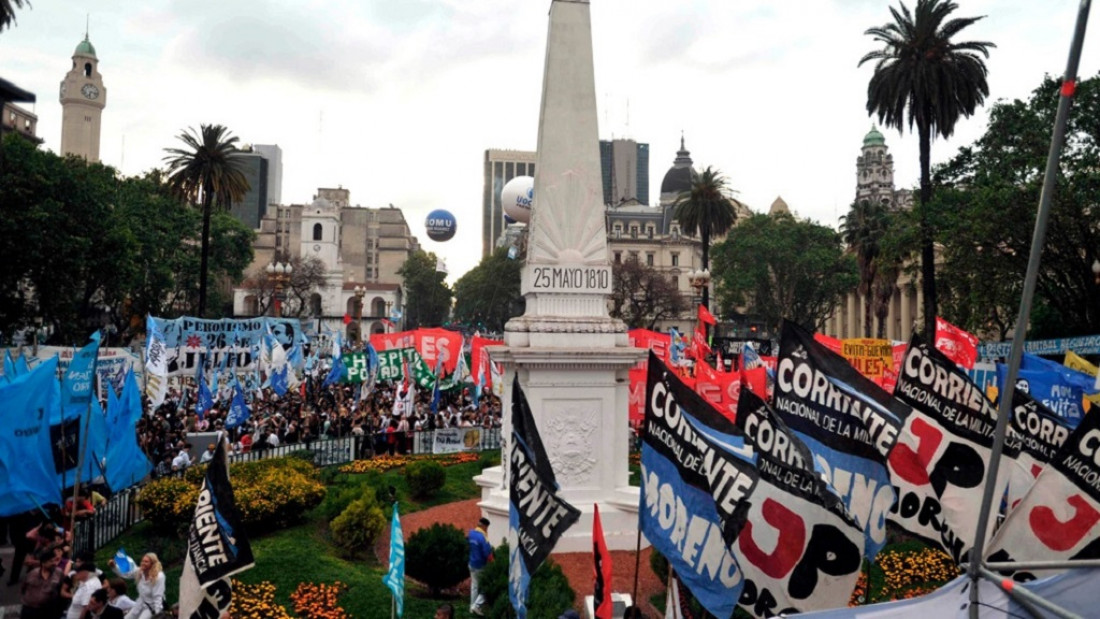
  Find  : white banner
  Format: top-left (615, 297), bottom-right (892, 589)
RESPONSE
top-left (431, 427), bottom-right (482, 454)
top-left (986, 403), bottom-right (1100, 582)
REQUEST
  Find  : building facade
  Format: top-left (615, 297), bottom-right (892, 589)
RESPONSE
top-left (482, 149), bottom-right (536, 257)
top-left (59, 34), bottom-right (105, 162)
top-left (232, 187), bottom-right (420, 339)
top-left (600, 138), bottom-right (649, 206)
top-left (2, 102), bottom-right (39, 144)
top-left (824, 128), bottom-right (920, 342)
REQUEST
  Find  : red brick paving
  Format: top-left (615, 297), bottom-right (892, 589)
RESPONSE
top-left (376, 499), bottom-right (666, 617)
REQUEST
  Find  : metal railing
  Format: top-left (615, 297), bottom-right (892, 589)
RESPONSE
top-left (72, 428), bottom-right (501, 556)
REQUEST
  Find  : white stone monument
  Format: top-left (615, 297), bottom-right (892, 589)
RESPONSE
top-left (475, 0), bottom-right (646, 552)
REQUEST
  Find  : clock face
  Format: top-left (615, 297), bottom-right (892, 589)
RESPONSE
top-left (81, 83), bottom-right (100, 100)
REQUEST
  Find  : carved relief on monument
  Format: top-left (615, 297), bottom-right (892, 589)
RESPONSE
top-left (543, 400), bottom-right (600, 485)
top-left (527, 168), bottom-right (609, 266)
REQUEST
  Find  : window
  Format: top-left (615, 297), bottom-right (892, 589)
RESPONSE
top-left (312, 223), bottom-right (323, 241)
top-left (629, 251), bottom-right (639, 261)
top-left (630, 225), bottom-right (638, 239)
top-left (613, 224), bottom-right (622, 238)
top-left (83, 62), bottom-right (92, 77)
top-left (614, 252), bottom-right (621, 264)
top-left (671, 253), bottom-right (679, 267)
top-left (646, 253), bottom-right (654, 266)
top-left (647, 226), bottom-right (654, 239)
top-left (669, 275), bottom-right (677, 288)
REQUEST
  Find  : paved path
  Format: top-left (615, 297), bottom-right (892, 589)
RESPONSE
top-left (374, 499), bottom-right (665, 616)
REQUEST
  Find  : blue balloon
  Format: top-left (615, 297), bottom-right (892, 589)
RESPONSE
top-left (425, 209), bottom-right (457, 242)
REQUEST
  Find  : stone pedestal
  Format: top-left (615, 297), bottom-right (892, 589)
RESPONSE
top-left (473, 0), bottom-right (647, 552)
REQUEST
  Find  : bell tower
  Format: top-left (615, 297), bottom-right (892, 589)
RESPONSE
top-left (59, 33), bottom-right (106, 162)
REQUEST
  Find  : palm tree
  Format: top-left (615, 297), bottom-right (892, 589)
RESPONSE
top-left (860, 0), bottom-right (994, 340)
top-left (0, 0), bottom-right (30, 32)
top-left (672, 166), bottom-right (738, 311)
top-left (840, 199), bottom-right (888, 337)
top-left (163, 124), bottom-right (250, 317)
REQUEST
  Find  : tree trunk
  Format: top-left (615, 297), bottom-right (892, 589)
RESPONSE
top-left (918, 121), bottom-right (937, 341)
top-left (701, 228), bottom-right (711, 312)
top-left (198, 185), bottom-right (213, 318)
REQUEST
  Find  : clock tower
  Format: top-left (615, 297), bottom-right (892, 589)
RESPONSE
top-left (59, 34), bottom-right (106, 162)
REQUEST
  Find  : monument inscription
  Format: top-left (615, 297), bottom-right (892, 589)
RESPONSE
top-left (523, 264), bottom-right (611, 294)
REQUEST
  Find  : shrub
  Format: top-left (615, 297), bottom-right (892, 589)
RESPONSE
top-left (650, 549), bottom-right (669, 587)
top-left (135, 457), bottom-right (325, 535)
top-left (405, 460), bottom-right (446, 499)
top-left (405, 523), bottom-right (469, 595)
top-left (479, 540), bottom-right (576, 618)
top-left (478, 451), bottom-right (501, 470)
top-left (330, 491), bottom-right (387, 558)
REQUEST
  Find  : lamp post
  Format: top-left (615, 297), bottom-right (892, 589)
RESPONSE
top-left (265, 261), bottom-right (294, 317)
top-left (353, 285), bottom-right (366, 345)
top-left (33, 315), bottom-right (42, 357)
top-left (688, 268), bottom-right (712, 308)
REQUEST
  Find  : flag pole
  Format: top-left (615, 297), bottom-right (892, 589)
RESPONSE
top-left (966, 2), bottom-right (1092, 617)
top-left (631, 525), bottom-right (642, 609)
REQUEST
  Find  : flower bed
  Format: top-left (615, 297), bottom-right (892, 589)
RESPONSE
top-left (337, 451), bottom-right (480, 474)
top-left (291, 581), bottom-right (349, 619)
top-left (229, 580), bottom-right (293, 619)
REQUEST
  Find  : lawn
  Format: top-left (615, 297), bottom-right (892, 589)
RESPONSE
top-left (95, 454), bottom-right (494, 618)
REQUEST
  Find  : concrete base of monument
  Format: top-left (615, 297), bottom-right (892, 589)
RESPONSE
top-left (474, 466), bottom-right (649, 553)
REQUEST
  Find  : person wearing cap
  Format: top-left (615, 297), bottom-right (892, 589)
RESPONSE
top-left (83, 587), bottom-right (124, 618)
top-left (467, 517), bottom-right (493, 617)
top-left (63, 558), bottom-right (102, 619)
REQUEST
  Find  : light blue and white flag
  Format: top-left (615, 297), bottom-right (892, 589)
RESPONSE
top-left (382, 503), bottom-right (405, 617)
top-left (226, 379), bottom-right (251, 430)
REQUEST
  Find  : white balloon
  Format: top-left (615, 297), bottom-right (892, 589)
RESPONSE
top-left (501, 176), bottom-right (533, 224)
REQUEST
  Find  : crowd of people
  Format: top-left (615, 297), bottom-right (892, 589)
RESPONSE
top-left (137, 374), bottom-right (503, 476)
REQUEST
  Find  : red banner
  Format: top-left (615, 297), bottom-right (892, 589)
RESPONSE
top-left (935, 316), bottom-right (979, 369)
top-left (471, 335), bottom-right (504, 389)
top-left (695, 360), bottom-right (739, 421)
top-left (593, 504), bottom-right (613, 619)
top-left (415, 328), bottom-right (462, 374)
top-left (627, 330), bottom-right (673, 423)
top-left (370, 330), bottom-right (415, 353)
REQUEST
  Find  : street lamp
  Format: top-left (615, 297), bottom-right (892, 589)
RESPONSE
top-left (353, 285), bottom-right (366, 345)
top-left (688, 268), bottom-right (712, 306)
top-left (265, 261), bottom-right (294, 316)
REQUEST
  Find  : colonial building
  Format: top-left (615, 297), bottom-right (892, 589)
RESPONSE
top-left (59, 34), bottom-right (105, 162)
top-left (823, 128), bottom-right (920, 341)
top-left (232, 187), bottom-right (420, 339)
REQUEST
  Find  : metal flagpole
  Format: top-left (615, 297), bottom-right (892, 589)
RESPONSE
top-left (966, 3), bottom-right (1092, 617)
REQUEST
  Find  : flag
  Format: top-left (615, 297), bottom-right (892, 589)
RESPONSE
top-left (226, 380), bottom-right (251, 430)
top-left (113, 549), bottom-right (135, 575)
top-left (178, 437), bottom-right (254, 619)
top-left (390, 307), bottom-right (403, 325)
top-left (592, 504), bottom-right (613, 619)
top-left (144, 315), bottom-right (169, 408)
top-left (3, 350), bottom-right (15, 379)
top-left (196, 377), bottom-right (215, 420)
top-left (933, 316), bottom-right (979, 369)
top-left (697, 304), bottom-right (717, 326)
top-left (382, 503), bottom-right (405, 617)
top-left (435, 257), bottom-right (448, 273)
top-left (13, 352), bottom-right (29, 376)
top-left (323, 354), bottom-right (345, 388)
top-left (270, 366), bottom-right (289, 397)
top-left (508, 374), bottom-right (580, 618)
top-left (62, 334), bottom-right (100, 410)
top-left (430, 356), bottom-right (443, 414)
top-left (0, 357), bottom-right (62, 516)
top-left (105, 371), bottom-right (152, 492)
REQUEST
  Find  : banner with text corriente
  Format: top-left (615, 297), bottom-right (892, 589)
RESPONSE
top-left (179, 437), bottom-right (254, 619)
top-left (642, 352), bottom-right (758, 619)
top-left (986, 402), bottom-right (1100, 582)
top-left (774, 321), bottom-right (904, 558)
top-left (889, 335), bottom-right (1019, 563)
top-left (1006, 389), bottom-right (1073, 509)
top-left (508, 374), bottom-right (580, 619)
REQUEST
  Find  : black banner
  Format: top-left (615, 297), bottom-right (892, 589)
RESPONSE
top-left (50, 418), bottom-right (80, 474)
top-left (186, 439), bottom-right (254, 587)
top-left (509, 374), bottom-right (580, 575)
top-left (735, 387), bottom-right (815, 472)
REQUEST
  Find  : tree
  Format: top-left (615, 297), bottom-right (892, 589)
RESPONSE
top-left (0, 0), bottom-right (29, 32)
top-left (398, 250), bottom-right (452, 328)
top-left (452, 248), bottom-right (523, 333)
top-left (861, 0), bottom-right (994, 339)
top-left (712, 212), bottom-right (858, 334)
top-left (163, 124), bottom-right (251, 317)
top-left (609, 258), bottom-right (688, 330)
top-left (249, 254), bottom-right (328, 317)
top-left (840, 199), bottom-right (888, 337)
top-left (672, 166), bottom-right (738, 311)
top-left (934, 74), bottom-right (1100, 337)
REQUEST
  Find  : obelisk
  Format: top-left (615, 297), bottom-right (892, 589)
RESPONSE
top-left (476, 0), bottom-right (646, 552)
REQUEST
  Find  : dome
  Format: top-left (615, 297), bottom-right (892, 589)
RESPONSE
top-left (769, 196), bottom-right (790, 216)
top-left (74, 36), bottom-right (97, 58)
top-left (310, 196), bottom-right (334, 211)
top-left (863, 125), bottom-right (885, 147)
top-left (660, 136), bottom-right (697, 197)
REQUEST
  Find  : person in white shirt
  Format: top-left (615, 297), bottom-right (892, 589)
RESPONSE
top-left (106, 577), bottom-right (137, 612)
top-left (65, 560), bottom-right (102, 619)
top-left (108, 553), bottom-right (165, 619)
top-left (198, 443), bottom-right (216, 464)
top-left (171, 444), bottom-right (192, 471)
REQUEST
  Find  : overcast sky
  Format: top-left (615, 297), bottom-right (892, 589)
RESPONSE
top-left (2, 0), bottom-right (1095, 281)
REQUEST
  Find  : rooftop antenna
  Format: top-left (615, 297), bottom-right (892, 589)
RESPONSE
top-left (85, 14), bottom-right (89, 39)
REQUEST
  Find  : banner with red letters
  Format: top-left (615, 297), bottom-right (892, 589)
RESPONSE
top-left (986, 403), bottom-right (1100, 581)
top-left (370, 329), bottom-right (463, 375)
top-left (627, 330), bottom-right (672, 423)
top-left (889, 335), bottom-right (1020, 563)
top-left (1006, 389), bottom-right (1074, 509)
top-left (934, 316), bottom-right (979, 369)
